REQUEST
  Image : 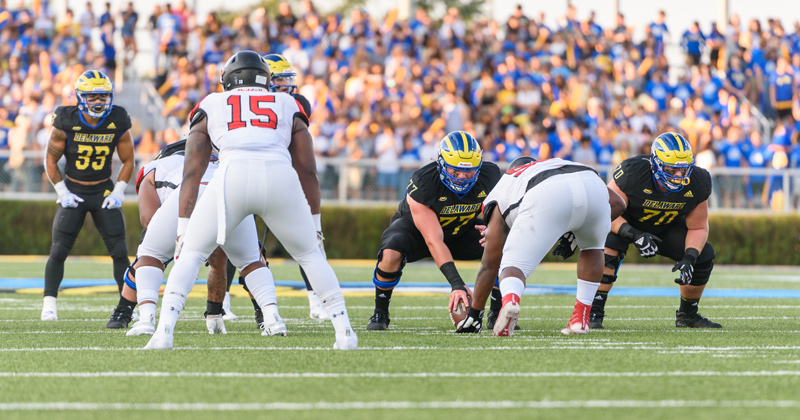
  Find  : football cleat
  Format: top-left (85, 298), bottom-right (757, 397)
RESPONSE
top-left (487, 309), bottom-right (521, 331)
top-left (561, 300), bottom-right (591, 335)
top-left (126, 320), bottom-right (156, 336)
top-left (131, 307), bottom-right (139, 322)
top-left (366, 310), bottom-right (390, 331)
top-left (222, 292), bottom-right (238, 321)
top-left (308, 292), bottom-right (330, 321)
top-left (41, 296), bottom-right (58, 321)
top-left (144, 324), bottom-right (174, 350)
top-left (492, 294), bottom-right (520, 337)
top-left (333, 327), bottom-right (358, 350)
top-left (676, 311), bottom-right (722, 328)
top-left (261, 312), bottom-right (287, 336)
top-left (206, 314), bottom-right (228, 335)
top-left (106, 305), bottom-right (134, 329)
top-left (254, 306), bottom-right (265, 330)
top-left (589, 306), bottom-right (605, 329)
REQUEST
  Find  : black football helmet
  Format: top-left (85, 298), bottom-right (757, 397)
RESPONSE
top-left (508, 156), bottom-right (535, 170)
top-left (219, 50), bottom-right (271, 91)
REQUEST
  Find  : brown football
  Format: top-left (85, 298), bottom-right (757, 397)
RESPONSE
top-left (450, 296), bottom-right (472, 327)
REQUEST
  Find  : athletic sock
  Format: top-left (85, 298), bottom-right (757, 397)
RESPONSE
top-left (592, 290), bottom-right (609, 313)
top-left (499, 277), bottom-right (525, 300)
top-left (374, 287), bottom-right (393, 313)
top-left (116, 296), bottom-right (137, 309)
top-left (490, 287), bottom-right (502, 311)
top-left (679, 296), bottom-right (700, 315)
top-left (206, 300), bottom-right (223, 316)
top-left (575, 279), bottom-right (600, 306)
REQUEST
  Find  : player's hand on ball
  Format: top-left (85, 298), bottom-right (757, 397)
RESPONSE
top-left (455, 309), bottom-right (483, 333)
top-left (448, 285), bottom-right (472, 313)
top-left (552, 231), bottom-right (577, 259)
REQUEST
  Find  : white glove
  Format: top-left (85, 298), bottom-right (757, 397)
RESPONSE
top-left (312, 214), bottom-right (326, 257)
top-left (102, 181), bottom-right (127, 209)
top-left (53, 181), bottom-right (84, 208)
top-left (175, 217), bottom-right (189, 261)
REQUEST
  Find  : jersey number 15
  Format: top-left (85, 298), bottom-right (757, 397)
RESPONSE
top-left (227, 95), bottom-right (278, 131)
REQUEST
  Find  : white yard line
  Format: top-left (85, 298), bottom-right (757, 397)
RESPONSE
top-left (0, 400), bottom-right (798, 411)
top-left (3, 345), bottom-right (800, 352)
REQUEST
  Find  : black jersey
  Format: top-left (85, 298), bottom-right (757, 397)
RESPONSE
top-left (614, 155), bottom-right (712, 234)
top-left (53, 105), bottom-right (132, 182)
top-left (395, 161), bottom-right (502, 238)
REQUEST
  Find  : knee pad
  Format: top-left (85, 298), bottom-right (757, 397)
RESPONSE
top-left (601, 273), bottom-right (617, 285)
top-left (604, 251), bottom-right (625, 274)
top-left (124, 261), bottom-right (137, 291)
top-left (110, 241), bottom-right (129, 261)
top-left (372, 250), bottom-right (405, 289)
top-left (49, 242), bottom-right (71, 262)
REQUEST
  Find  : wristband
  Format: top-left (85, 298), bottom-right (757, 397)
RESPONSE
top-left (617, 223), bottom-right (641, 240)
top-left (683, 248), bottom-right (700, 264)
top-left (112, 181), bottom-right (127, 195)
top-left (177, 217), bottom-right (190, 237)
top-left (53, 180), bottom-right (69, 195)
top-left (312, 213), bottom-right (322, 232)
top-left (439, 261), bottom-right (466, 291)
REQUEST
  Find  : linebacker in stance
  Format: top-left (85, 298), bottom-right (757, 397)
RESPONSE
top-left (589, 133), bottom-right (721, 329)
top-left (42, 70), bottom-right (135, 321)
top-left (458, 157), bottom-right (625, 336)
top-left (367, 131), bottom-right (503, 331)
top-left (145, 51), bottom-right (356, 350)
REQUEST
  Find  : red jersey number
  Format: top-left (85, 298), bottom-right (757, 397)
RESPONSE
top-left (227, 95), bottom-right (278, 131)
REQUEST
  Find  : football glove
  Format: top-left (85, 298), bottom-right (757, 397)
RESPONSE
top-left (672, 248), bottom-right (700, 285)
top-left (619, 223), bottom-right (662, 258)
top-left (53, 180), bottom-right (84, 208)
top-left (455, 309), bottom-right (483, 334)
top-left (552, 231), bottom-right (577, 259)
top-left (174, 217), bottom-right (189, 260)
top-left (102, 181), bottom-right (127, 209)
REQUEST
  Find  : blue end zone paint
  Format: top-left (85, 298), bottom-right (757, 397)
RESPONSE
top-left (3, 278), bottom-right (800, 299)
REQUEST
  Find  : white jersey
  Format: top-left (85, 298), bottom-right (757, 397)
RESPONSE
top-left (139, 155), bottom-right (218, 204)
top-left (484, 158), bottom-right (597, 227)
top-left (196, 87), bottom-right (307, 163)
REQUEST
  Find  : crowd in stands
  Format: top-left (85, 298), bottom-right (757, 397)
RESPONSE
top-left (1, 1), bottom-right (800, 208)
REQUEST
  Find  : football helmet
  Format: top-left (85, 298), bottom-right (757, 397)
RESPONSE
top-left (263, 53), bottom-right (297, 95)
top-left (650, 132), bottom-right (694, 193)
top-left (75, 70), bottom-right (114, 119)
top-left (437, 131), bottom-right (482, 196)
top-left (508, 156), bottom-right (535, 170)
top-left (219, 50), bottom-right (271, 91)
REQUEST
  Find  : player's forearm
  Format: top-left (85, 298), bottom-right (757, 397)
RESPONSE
top-left (45, 157), bottom-right (63, 185)
top-left (117, 159), bottom-right (135, 183)
top-left (472, 259), bottom-right (498, 311)
top-left (426, 238), bottom-right (454, 268)
top-left (610, 216), bottom-right (629, 234)
top-left (296, 167), bottom-right (321, 215)
top-left (684, 227), bottom-right (708, 253)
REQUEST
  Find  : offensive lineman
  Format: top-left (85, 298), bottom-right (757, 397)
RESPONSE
top-left (589, 133), bottom-right (721, 329)
top-left (42, 70), bottom-right (135, 321)
top-left (145, 51), bottom-right (356, 350)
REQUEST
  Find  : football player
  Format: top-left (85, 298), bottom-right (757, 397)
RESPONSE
top-left (145, 51), bottom-right (356, 350)
top-left (223, 53), bottom-right (329, 326)
top-left (589, 133), bottom-right (721, 329)
top-left (42, 70), bottom-right (135, 321)
top-left (366, 131), bottom-right (503, 331)
top-left (456, 156), bottom-right (626, 336)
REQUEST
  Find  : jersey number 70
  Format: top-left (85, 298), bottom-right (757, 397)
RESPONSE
top-left (227, 95), bottom-right (278, 131)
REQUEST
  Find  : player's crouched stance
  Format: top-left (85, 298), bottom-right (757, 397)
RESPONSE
top-left (457, 156), bottom-right (625, 336)
top-left (144, 51), bottom-right (356, 350)
top-left (589, 133), bottom-right (721, 329)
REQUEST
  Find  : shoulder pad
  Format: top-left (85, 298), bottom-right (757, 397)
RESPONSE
top-left (190, 107), bottom-right (207, 128)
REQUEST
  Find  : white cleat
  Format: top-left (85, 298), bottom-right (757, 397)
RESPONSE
top-left (206, 314), bottom-right (228, 335)
top-left (333, 327), bottom-right (358, 350)
top-left (560, 323), bottom-right (589, 335)
top-left (127, 321), bottom-right (156, 336)
top-left (492, 295), bottom-right (520, 337)
top-left (41, 296), bottom-right (57, 321)
top-left (308, 292), bottom-right (330, 321)
top-left (261, 313), bottom-right (287, 337)
top-left (144, 324), bottom-right (174, 350)
top-left (222, 292), bottom-right (238, 321)
top-left (131, 307), bottom-right (140, 322)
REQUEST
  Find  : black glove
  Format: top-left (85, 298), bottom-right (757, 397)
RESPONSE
top-left (619, 223), bottom-right (662, 258)
top-left (552, 231), bottom-right (577, 260)
top-left (672, 248), bottom-right (699, 285)
top-left (455, 308), bottom-right (483, 333)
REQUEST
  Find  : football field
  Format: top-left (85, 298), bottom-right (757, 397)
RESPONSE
top-left (1, 257), bottom-right (800, 419)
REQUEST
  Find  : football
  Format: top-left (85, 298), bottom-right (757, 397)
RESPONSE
top-left (450, 296), bottom-right (472, 327)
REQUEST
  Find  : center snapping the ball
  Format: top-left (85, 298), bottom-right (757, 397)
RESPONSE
top-left (450, 296), bottom-right (472, 327)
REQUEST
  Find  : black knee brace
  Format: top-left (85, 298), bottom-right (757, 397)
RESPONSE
top-left (49, 242), bottom-right (71, 262)
top-left (604, 251), bottom-right (625, 273)
top-left (373, 250), bottom-right (405, 288)
top-left (601, 273), bottom-right (617, 284)
top-left (690, 260), bottom-right (714, 286)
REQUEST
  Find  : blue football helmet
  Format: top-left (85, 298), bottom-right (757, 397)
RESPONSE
top-left (650, 132), bottom-right (694, 193)
top-left (74, 70), bottom-right (114, 119)
top-left (437, 131), bottom-right (483, 196)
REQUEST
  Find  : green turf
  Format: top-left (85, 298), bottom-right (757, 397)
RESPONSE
top-left (1, 260), bottom-right (800, 419)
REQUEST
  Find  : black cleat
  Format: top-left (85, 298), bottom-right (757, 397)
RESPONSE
top-left (589, 307), bottom-right (604, 329)
top-left (254, 307), bottom-right (264, 330)
top-left (487, 309), bottom-right (521, 331)
top-left (676, 311), bottom-right (722, 328)
top-left (366, 310), bottom-right (390, 330)
top-left (106, 305), bottom-right (133, 329)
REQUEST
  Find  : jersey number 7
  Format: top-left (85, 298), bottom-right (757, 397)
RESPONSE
top-left (227, 95), bottom-right (278, 131)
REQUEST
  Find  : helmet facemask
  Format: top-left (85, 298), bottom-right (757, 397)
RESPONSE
top-left (651, 155), bottom-right (693, 192)
top-left (438, 156), bottom-right (481, 196)
top-left (270, 73), bottom-right (297, 95)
